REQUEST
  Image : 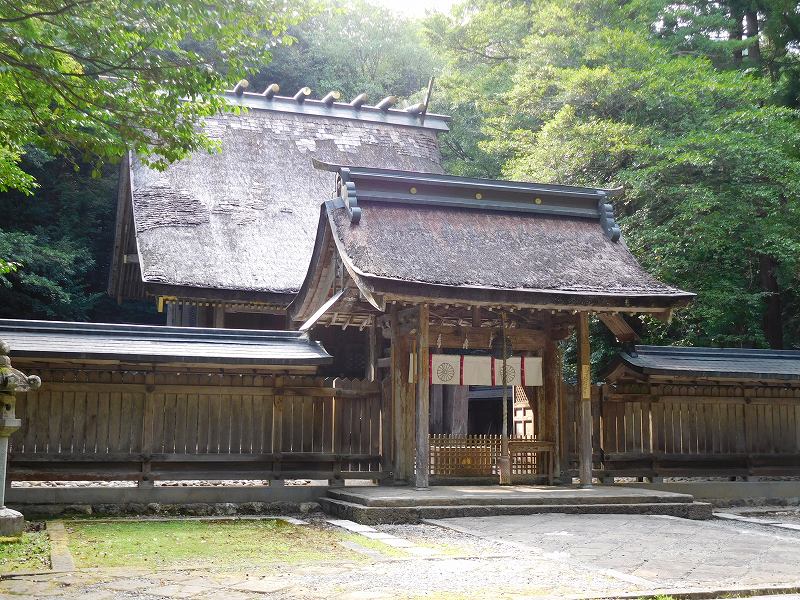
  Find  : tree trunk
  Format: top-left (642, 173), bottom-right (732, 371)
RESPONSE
top-left (759, 254), bottom-right (783, 349)
top-left (730, 9), bottom-right (744, 66)
top-left (746, 11), bottom-right (761, 65)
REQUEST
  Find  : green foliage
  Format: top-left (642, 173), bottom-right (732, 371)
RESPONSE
top-left (252, 0), bottom-right (439, 101)
top-left (0, 154), bottom-right (159, 322)
top-left (0, 0), bottom-right (303, 194)
top-left (428, 0), bottom-right (800, 353)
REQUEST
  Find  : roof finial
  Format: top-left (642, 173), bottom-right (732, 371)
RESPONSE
top-left (375, 96), bottom-right (397, 111)
top-left (233, 80), bottom-right (249, 97)
top-left (293, 87), bottom-right (312, 103)
top-left (350, 93), bottom-right (367, 109)
top-left (261, 83), bottom-right (280, 99)
top-left (321, 91), bottom-right (341, 107)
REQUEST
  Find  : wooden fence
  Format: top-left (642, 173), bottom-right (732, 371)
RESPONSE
top-left (595, 382), bottom-right (800, 478)
top-left (9, 365), bottom-right (383, 483)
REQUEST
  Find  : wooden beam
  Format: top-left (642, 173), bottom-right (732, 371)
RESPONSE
top-left (598, 313), bottom-right (639, 343)
top-left (415, 303), bottom-right (430, 488)
top-left (423, 325), bottom-right (546, 352)
top-left (577, 312), bottom-right (593, 487)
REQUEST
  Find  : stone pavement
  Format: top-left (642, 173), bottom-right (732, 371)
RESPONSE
top-left (3, 514), bottom-right (800, 599)
top-left (430, 513), bottom-right (800, 590)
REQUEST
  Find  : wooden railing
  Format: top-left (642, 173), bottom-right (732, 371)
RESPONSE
top-left (596, 382), bottom-right (800, 477)
top-left (9, 370), bottom-right (383, 483)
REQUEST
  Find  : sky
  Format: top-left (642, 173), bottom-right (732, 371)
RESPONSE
top-left (371, 0), bottom-right (457, 17)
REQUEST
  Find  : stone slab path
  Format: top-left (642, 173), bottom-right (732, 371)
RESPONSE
top-left (430, 513), bottom-right (800, 590)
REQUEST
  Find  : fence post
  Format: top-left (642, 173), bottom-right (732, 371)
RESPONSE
top-left (139, 372), bottom-right (155, 489)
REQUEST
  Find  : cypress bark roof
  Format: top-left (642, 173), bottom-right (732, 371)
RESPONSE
top-left (115, 103), bottom-right (445, 302)
top-left (291, 165), bottom-right (694, 319)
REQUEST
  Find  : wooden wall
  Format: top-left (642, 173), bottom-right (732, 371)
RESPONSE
top-left (561, 381), bottom-right (800, 479)
top-left (8, 364), bottom-right (383, 483)
top-left (598, 381), bottom-right (800, 477)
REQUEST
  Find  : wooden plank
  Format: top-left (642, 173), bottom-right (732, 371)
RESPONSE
top-left (262, 394), bottom-right (274, 455)
top-left (228, 394), bottom-right (242, 454)
top-left (196, 394), bottom-right (210, 454)
top-left (174, 392), bottom-right (188, 454)
top-left (35, 392), bottom-right (51, 454)
top-left (83, 392), bottom-right (99, 455)
top-left (312, 397), bottom-right (324, 454)
top-left (322, 394), bottom-right (334, 455)
top-left (207, 395), bottom-right (221, 454)
top-left (273, 396), bottom-right (284, 454)
top-left (95, 392), bottom-right (110, 455)
top-left (282, 395), bottom-right (294, 453)
top-left (56, 391), bottom-right (74, 455)
top-left (242, 394), bottom-right (254, 455)
top-left (218, 394), bottom-right (233, 454)
top-left (185, 393), bottom-right (199, 455)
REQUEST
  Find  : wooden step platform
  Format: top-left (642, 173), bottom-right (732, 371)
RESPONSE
top-left (320, 485), bottom-right (713, 524)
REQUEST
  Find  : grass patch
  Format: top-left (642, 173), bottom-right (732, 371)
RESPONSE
top-left (0, 531), bottom-right (50, 573)
top-left (66, 519), bottom-right (391, 569)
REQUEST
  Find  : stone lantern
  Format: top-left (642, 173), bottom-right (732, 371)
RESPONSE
top-left (0, 339), bottom-right (40, 536)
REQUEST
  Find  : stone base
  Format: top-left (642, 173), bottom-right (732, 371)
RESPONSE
top-left (0, 507), bottom-right (25, 537)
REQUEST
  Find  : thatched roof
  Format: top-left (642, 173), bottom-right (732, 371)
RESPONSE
top-left (605, 345), bottom-right (800, 382)
top-left (110, 91), bottom-right (448, 304)
top-left (291, 165), bottom-right (694, 321)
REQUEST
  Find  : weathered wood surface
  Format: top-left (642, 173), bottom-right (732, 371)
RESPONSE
top-left (594, 381), bottom-right (800, 477)
top-left (429, 434), bottom-right (552, 480)
top-left (9, 367), bottom-right (383, 482)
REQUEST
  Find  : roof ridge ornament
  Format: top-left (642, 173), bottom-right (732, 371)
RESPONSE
top-left (338, 168), bottom-right (362, 224)
top-left (599, 195), bottom-right (621, 242)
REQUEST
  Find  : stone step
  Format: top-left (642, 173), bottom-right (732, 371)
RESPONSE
top-left (326, 488), bottom-right (696, 508)
top-left (319, 497), bottom-right (714, 525)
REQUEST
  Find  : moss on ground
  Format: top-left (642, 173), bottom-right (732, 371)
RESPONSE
top-left (0, 531), bottom-right (50, 573)
top-left (66, 519), bottom-right (397, 569)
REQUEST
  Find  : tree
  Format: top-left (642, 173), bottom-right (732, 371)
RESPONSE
top-left (427, 0), bottom-right (800, 350)
top-left (0, 0), bottom-right (302, 195)
top-left (250, 0), bottom-right (439, 102)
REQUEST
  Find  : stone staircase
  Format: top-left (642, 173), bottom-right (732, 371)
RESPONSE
top-left (319, 485), bottom-right (713, 524)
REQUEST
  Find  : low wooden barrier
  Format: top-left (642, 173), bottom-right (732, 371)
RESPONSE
top-left (596, 382), bottom-right (800, 478)
top-left (9, 365), bottom-right (383, 484)
top-left (429, 434), bottom-right (553, 481)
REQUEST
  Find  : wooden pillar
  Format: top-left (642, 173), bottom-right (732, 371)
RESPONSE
top-left (415, 303), bottom-right (430, 488)
top-left (577, 312), bottom-right (593, 488)
top-left (390, 306), bottom-right (414, 482)
top-left (543, 339), bottom-right (561, 481)
top-left (213, 305), bottom-right (225, 328)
